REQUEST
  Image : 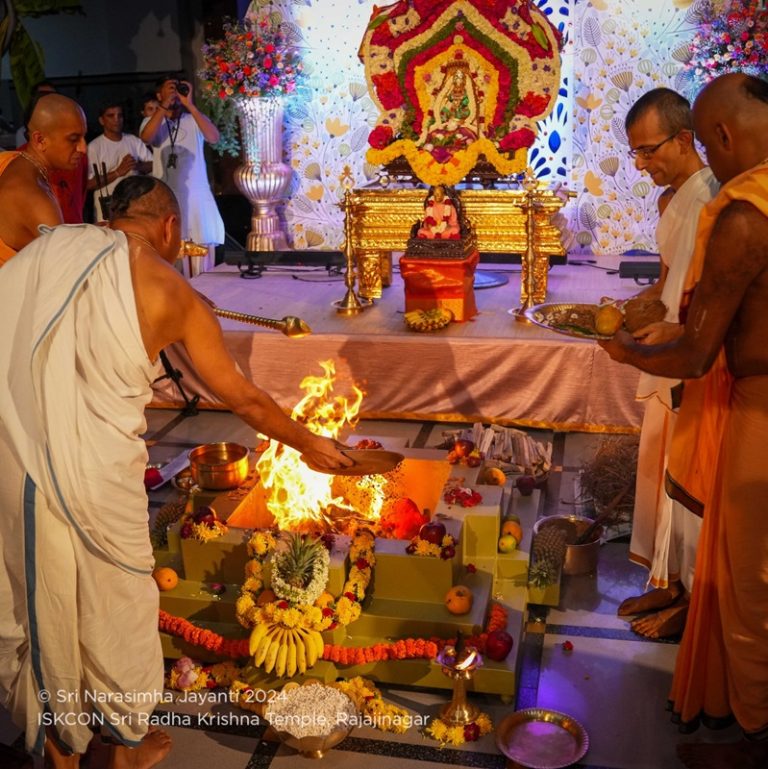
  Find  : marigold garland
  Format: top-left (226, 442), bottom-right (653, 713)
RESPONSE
top-left (332, 677), bottom-right (412, 734)
top-left (425, 712), bottom-right (493, 746)
top-left (405, 533), bottom-right (457, 559)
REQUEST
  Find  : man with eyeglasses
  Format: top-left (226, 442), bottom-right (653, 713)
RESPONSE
top-left (615, 88), bottom-right (718, 640)
top-left (602, 73), bottom-right (768, 769)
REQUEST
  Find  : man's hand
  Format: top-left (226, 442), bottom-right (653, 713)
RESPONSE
top-left (598, 328), bottom-right (635, 363)
top-left (299, 436), bottom-right (354, 474)
top-left (632, 320), bottom-right (683, 346)
top-left (116, 154), bottom-right (137, 177)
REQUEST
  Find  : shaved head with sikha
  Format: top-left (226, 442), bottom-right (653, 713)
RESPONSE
top-left (27, 93), bottom-right (87, 173)
top-left (693, 73), bottom-right (768, 184)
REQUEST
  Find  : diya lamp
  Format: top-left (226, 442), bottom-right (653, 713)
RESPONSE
top-left (436, 631), bottom-right (483, 725)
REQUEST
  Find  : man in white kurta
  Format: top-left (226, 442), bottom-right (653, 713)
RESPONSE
top-left (619, 89), bottom-right (719, 638)
top-left (0, 177), bottom-right (350, 768)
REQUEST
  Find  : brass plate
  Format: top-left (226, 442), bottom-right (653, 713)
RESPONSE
top-left (496, 708), bottom-right (589, 769)
top-left (525, 303), bottom-right (610, 340)
top-left (329, 449), bottom-right (405, 476)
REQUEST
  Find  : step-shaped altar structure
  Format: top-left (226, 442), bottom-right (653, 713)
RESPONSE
top-left (154, 445), bottom-right (540, 695)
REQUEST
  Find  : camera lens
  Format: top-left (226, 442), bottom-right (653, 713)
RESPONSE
top-left (177, 83), bottom-right (189, 96)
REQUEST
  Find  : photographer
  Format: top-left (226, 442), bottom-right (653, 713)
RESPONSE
top-left (140, 74), bottom-right (224, 276)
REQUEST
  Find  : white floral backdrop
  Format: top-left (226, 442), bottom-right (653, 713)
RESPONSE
top-left (245, 0), bottom-right (705, 255)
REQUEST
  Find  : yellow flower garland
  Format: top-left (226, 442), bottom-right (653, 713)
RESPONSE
top-left (425, 711), bottom-right (493, 746)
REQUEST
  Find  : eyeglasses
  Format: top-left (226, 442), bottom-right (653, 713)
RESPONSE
top-left (627, 132), bottom-right (679, 160)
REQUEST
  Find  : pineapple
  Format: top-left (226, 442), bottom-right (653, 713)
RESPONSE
top-left (529, 526), bottom-right (567, 588)
top-left (272, 533), bottom-right (328, 600)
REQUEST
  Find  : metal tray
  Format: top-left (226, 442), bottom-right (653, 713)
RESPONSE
top-left (525, 302), bottom-right (610, 340)
top-left (307, 449), bottom-right (405, 476)
top-left (495, 708), bottom-right (589, 769)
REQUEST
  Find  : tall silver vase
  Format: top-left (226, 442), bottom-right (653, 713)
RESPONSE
top-left (234, 97), bottom-right (292, 251)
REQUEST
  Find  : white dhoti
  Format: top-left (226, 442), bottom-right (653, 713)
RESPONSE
top-left (629, 168), bottom-right (717, 592)
top-left (0, 225), bottom-right (163, 755)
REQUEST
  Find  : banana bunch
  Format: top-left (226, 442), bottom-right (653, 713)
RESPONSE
top-left (404, 308), bottom-right (453, 332)
top-left (249, 622), bottom-right (326, 678)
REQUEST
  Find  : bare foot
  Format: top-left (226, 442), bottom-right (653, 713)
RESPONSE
top-left (677, 739), bottom-right (768, 769)
top-left (109, 729), bottom-right (171, 769)
top-left (630, 598), bottom-right (689, 639)
top-left (618, 583), bottom-right (682, 616)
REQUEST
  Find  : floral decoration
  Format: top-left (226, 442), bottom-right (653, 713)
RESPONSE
top-left (684, 0), bottom-right (768, 95)
top-left (179, 507), bottom-right (228, 543)
top-left (443, 486), bottom-right (483, 508)
top-left (405, 533), bottom-right (457, 560)
top-left (425, 712), bottom-right (493, 746)
top-left (235, 530), bottom-right (375, 633)
top-left (198, 14), bottom-right (303, 101)
top-left (332, 677), bottom-right (412, 734)
top-left (359, 0), bottom-right (562, 185)
top-left (166, 656), bottom-right (243, 692)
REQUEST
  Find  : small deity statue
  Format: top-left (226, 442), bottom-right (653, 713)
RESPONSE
top-left (416, 185), bottom-right (461, 240)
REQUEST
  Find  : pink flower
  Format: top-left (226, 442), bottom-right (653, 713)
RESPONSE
top-left (263, 56), bottom-right (273, 69)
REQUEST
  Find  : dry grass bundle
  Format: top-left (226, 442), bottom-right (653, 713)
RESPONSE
top-left (578, 436), bottom-right (639, 525)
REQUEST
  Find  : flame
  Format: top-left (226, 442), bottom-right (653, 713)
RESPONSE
top-left (257, 360), bottom-right (387, 532)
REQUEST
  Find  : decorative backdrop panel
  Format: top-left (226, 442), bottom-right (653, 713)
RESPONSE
top-left (247, 1), bottom-right (703, 255)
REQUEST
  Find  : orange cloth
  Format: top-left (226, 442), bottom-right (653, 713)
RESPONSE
top-left (668, 165), bottom-right (768, 732)
top-left (0, 152), bottom-right (20, 266)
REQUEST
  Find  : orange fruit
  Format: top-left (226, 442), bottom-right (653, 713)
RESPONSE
top-left (152, 567), bottom-right (178, 591)
top-left (483, 467), bottom-right (506, 486)
top-left (595, 305), bottom-right (624, 336)
top-left (501, 520), bottom-right (523, 542)
top-left (256, 588), bottom-right (277, 607)
top-left (445, 585), bottom-right (474, 615)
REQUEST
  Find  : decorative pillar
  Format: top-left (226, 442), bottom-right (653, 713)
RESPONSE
top-left (234, 97), bottom-right (293, 251)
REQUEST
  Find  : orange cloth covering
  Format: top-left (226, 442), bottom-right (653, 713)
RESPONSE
top-left (668, 165), bottom-right (768, 732)
top-left (400, 249), bottom-right (479, 321)
top-left (0, 152), bottom-right (20, 266)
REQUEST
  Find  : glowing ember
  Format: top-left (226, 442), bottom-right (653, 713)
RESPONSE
top-left (257, 360), bottom-right (387, 532)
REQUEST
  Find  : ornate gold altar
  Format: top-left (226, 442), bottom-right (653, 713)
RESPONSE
top-left (350, 187), bottom-right (567, 306)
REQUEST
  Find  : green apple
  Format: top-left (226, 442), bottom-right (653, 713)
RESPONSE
top-left (498, 534), bottom-right (518, 553)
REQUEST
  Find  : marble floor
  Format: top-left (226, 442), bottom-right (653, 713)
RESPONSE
top-left (0, 410), bottom-right (743, 769)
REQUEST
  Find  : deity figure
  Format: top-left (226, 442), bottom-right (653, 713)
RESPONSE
top-left (421, 63), bottom-right (479, 162)
top-left (416, 185), bottom-right (461, 240)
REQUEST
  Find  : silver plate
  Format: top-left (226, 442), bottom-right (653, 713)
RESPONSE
top-left (495, 708), bottom-right (589, 769)
top-left (524, 302), bottom-right (611, 340)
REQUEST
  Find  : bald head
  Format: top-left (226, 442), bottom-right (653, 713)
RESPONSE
top-left (28, 93), bottom-right (85, 135)
top-left (693, 73), bottom-right (768, 183)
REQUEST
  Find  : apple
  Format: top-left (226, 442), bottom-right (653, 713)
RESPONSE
top-left (485, 629), bottom-right (514, 661)
top-left (193, 505), bottom-right (218, 524)
top-left (465, 450), bottom-right (483, 468)
top-left (419, 520), bottom-right (447, 545)
top-left (498, 534), bottom-right (518, 553)
top-left (516, 475), bottom-right (536, 496)
top-left (453, 438), bottom-right (475, 458)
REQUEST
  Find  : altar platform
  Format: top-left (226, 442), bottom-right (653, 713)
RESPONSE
top-left (153, 259), bottom-right (646, 432)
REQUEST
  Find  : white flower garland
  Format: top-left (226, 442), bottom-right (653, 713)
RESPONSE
top-left (270, 543), bottom-right (330, 606)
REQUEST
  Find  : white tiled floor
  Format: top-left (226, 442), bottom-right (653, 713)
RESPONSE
top-left (0, 410), bottom-right (741, 769)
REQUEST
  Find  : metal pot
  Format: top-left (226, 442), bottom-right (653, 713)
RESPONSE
top-left (189, 442), bottom-right (249, 490)
top-left (533, 514), bottom-right (603, 576)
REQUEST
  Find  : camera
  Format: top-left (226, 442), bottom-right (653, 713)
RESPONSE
top-left (176, 82), bottom-right (189, 97)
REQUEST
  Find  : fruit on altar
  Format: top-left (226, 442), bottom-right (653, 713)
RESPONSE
top-left (501, 520), bottom-right (523, 542)
top-left (314, 591), bottom-right (335, 609)
top-left (249, 622), bottom-right (326, 677)
top-left (483, 467), bottom-right (507, 486)
top-left (465, 449), bottom-right (483, 467)
top-left (419, 519), bottom-right (447, 545)
top-left (379, 497), bottom-right (428, 540)
top-left (516, 475), bottom-right (536, 496)
top-left (453, 438), bottom-right (475, 458)
top-left (152, 566), bottom-right (178, 591)
top-left (445, 585), bottom-right (473, 615)
top-left (595, 304), bottom-right (624, 336)
top-left (256, 588), bottom-right (277, 607)
top-left (485, 629), bottom-right (515, 661)
top-left (271, 534), bottom-right (329, 605)
top-left (498, 534), bottom-right (518, 554)
top-left (192, 505), bottom-right (218, 525)
top-left (504, 512), bottom-right (521, 524)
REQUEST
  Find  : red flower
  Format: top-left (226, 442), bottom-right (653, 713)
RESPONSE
top-left (263, 56), bottom-right (273, 69)
top-left (562, 640), bottom-right (574, 652)
top-left (465, 563), bottom-right (477, 574)
top-left (277, 601), bottom-right (289, 609)
top-left (265, 43), bottom-right (275, 53)
top-left (371, 71), bottom-right (404, 110)
top-left (322, 607), bottom-right (334, 617)
top-left (499, 128), bottom-right (536, 153)
top-left (516, 91), bottom-right (551, 118)
top-left (268, 75), bottom-right (279, 87)
top-left (356, 558), bottom-right (370, 570)
top-left (344, 591), bottom-right (358, 602)
top-left (463, 722), bottom-right (481, 741)
top-left (368, 124), bottom-right (394, 149)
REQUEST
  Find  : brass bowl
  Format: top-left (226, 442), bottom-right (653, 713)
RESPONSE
top-left (270, 723), bottom-right (353, 759)
top-left (533, 514), bottom-right (603, 576)
top-left (188, 442), bottom-right (249, 490)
